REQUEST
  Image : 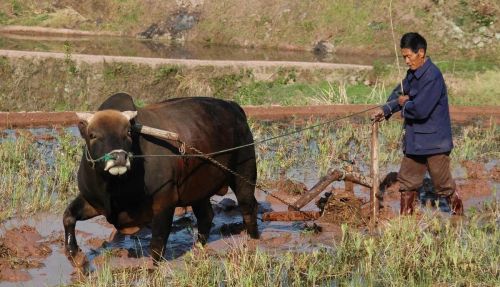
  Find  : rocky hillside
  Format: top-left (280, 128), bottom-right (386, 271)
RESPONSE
top-left (0, 0), bottom-right (498, 55)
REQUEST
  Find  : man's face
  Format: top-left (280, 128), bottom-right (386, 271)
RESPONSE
top-left (401, 48), bottom-right (425, 70)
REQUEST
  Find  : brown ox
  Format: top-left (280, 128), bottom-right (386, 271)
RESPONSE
top-left (63, 93), bottom-right (258, 261)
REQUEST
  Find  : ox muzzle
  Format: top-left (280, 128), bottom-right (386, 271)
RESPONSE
top-left (103, 149), bottom-right (132, 175)
top-left (86, 148), bottom-right (132, 175)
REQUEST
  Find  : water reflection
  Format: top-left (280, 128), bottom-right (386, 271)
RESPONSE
top-left (0, 33), bottom-right (392, 65)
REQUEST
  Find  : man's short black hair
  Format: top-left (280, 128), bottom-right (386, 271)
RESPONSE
top-left (400, 32), bottom-right (427, 54)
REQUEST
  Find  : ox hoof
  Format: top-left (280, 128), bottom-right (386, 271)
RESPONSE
top-left (247, 228), bottom-right (259, 239)
top-left (65, 245), bottom-right (80, 257)
top-left (65, 247), bottom-right (87, 267)
top-left (197, 233), bottom-right (209, 245)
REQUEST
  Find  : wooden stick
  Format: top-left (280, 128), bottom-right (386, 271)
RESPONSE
top-left (344, 165), bottom-right (354, 195)
top-left (370, 122), bottom-right (380, 222)
top-left (290, 169), bottom-right (377, 211)
top-left (262, 211), bottom-right (321, 221)
top-left (133, 124), bottom-right (180, 142)
top-left (288, 169), bottom-right (342, 211)
top-left (343, 171), bottom-right (373, 188)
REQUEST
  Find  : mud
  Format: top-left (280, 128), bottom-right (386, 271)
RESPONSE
top-left (0, 162), bottom-right (497, 286)
top-left (0, 226), bottom-right (51, 282)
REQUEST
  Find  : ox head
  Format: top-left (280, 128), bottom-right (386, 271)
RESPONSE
top-left (77, 110), bottom-right (137, 176)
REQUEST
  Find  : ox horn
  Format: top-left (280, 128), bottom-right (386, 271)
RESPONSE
top-left (76, 112), bottom-right (94, 123)
top-left (122, 111), bottom-right (138, 121)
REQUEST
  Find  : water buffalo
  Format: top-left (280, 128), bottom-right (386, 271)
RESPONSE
top-left (63, 93), bottom-right (258, 261)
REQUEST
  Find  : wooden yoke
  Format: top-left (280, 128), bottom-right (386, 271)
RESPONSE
top-left (133, 124), bottom-right (180, 142)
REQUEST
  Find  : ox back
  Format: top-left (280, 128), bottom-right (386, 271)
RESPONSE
top-left (63, 93), bottom-right (258, 262)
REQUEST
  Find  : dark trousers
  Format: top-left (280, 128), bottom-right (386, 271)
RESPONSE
top-left (397, 153), bottom-right (455, 197)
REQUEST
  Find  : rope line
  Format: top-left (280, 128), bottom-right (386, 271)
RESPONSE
top-left (388, 0), bottom-right (406, 147)
top-left (389, 0), bottom-right (404, 93)
top-left (131, 102), bottom-right (394, 217)
top-left (186, 144), bottom-right (296, 208)
top-left (82, 89), bottom-right (397, 218)
top-left (131, 102), bottom-right (394, 159)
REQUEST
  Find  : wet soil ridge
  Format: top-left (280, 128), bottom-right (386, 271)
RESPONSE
top-left (0, 226), bottom-right (52, 282)
top-left (0, 26), bottom-right (121, 37)
top-left (0, 106), bottom-right (498, 128)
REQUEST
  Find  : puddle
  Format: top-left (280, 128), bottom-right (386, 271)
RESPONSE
top-left (0, 189), bottom-right (332, 286)
top-left (1, 164), bottom-right (497, 286)
top-left (0, 34), bottom-right (393, 65)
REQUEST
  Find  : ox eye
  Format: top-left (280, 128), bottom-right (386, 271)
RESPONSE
top-left (89, 132), bottom-right (97, 140)
top-left (127, 129), bottom-right (132, 137)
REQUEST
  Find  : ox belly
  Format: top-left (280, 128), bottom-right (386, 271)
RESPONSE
top-left (114, 210), bottom-right (151, 235)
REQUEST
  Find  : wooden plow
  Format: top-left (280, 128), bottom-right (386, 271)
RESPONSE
top-left (134, 121), bottom-right (384, 224)
top-left (262, 122), bottom-right (381, 224)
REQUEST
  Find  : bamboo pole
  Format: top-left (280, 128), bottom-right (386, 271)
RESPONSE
top-left (370, 122), bottom-right (380, 222)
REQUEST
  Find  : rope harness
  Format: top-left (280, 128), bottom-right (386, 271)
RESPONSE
top-left (85, 147), bottom-right (133, 168)
top-left (84, 102), bottom-right (396, 215)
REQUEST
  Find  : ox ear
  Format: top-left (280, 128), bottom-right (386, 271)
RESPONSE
top-left (122, 111), bottom-right (138, 121)
top-left (76, 112), bottom-right (94, 138)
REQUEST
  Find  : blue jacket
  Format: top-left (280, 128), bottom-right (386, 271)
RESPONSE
top-left (382, 58), bottom-right (453, 155)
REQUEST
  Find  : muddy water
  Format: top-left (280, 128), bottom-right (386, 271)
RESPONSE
top-left (0, 214), bottom-right (112, 286)
top-left (0, 34), bottom-right (392, 65)
top-left (0, 168), bottom-right (497, 286)
top-left (0, 126), bottom-right (498, 286)
top-left (0, 190), bottom-right (333, 286)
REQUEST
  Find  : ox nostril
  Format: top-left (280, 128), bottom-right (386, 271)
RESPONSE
top-left (114, 152), bottom-right (128, 166)
top-left (105, 149), bottom-right (131, 175)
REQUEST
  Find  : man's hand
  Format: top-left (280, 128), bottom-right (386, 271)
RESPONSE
top-left (398, 95), bottom-right (409, 106)
top-left (371, 109), bottom-right (385, 122)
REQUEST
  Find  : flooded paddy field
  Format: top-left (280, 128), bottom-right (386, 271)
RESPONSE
top-left (0, 33), bottom-right (391, 66)
top-left (0, 117), bottom-right (498, 286)
top-left (0, 2), bottom-right (498, 284)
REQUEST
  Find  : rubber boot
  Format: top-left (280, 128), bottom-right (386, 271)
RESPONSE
top-left (400, 191), bottom-right (417, 215)
top-left (446, 192), bottom-right (464, 216)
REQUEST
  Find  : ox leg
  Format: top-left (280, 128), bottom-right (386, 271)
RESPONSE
top-left (192, 198), bottom-right (214, 245)
top-left (231, 178), bottom-right (259, 239)
top-left (63, 195), bottom-right (100, 257)
top-left (150, 206), bottom-right (175, 262)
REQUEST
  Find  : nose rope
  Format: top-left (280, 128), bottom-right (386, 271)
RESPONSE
top-left (84, 147), bottom-right (133, 169)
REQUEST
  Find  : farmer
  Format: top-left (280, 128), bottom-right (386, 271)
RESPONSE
top-left (372, 32), bottom-right (463, 215)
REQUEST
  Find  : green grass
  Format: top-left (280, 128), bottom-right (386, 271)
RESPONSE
top-left (237, 79), bottom-right (382, 106)
top-left (18, 13), bottom-right (50, 26)
top-left (0, 56), bottom-right (498, 111)
top-left (435, 59), bottom-right (499, 74)
top-left (1, 120), bottom-right (496, 221)
top-left (0, 11), bottom-right (9, 24)
top-left (0, 121), bottom-right (497, 286)
top-left (0, 129), bottom-right (79, 221)
top-left (0, 0), bottom-right (499, 57)
top-left (448, 70), bottom-right (500, 106)
top-left (252, 118), bottom-right (498, 181)
top-left (68, 204), bottom-right (499, 286)
top-left (452, 122), bottom-right (500, 162)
